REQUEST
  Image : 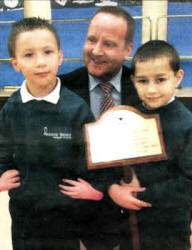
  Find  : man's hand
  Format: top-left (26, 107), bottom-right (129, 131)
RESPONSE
top-left (108, 184), bottom-right (151, 210)
top-left (59, 178), bottom-right (103, 200)
top-left (0, 170), bottom-right (20, 191)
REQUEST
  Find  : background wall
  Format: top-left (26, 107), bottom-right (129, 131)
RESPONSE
top-left (0, 1), bottom-right (192, 88)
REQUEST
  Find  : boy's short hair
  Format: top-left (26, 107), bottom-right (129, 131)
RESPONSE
top-left (7, 17), bottom-right (60, 58)
top-left (89, 6), bottom-right (135, 45)
top-left (131, 40), bottom-right (180, 75)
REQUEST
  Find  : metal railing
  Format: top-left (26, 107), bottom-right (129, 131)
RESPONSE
top-left (156, 14), bottom-right (192, 64)
top-left (0, 15), bottom-right (152, 63)
top-left (156, 14), bottom-right (192, 40)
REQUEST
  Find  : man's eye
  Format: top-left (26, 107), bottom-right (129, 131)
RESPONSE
top-left (104, 42), bottom-right (115, 48)
top-left (87, 37), bottom-right (96, 43)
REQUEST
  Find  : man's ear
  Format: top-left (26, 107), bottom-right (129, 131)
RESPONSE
top-left (123, 43), bottom-right (133, 61)
top-left (175, 69), bottom-right (184, 88)
top-left (58, 50), bottom-right (63, 66)
top-left (9, 58), bottom-right (21, 72)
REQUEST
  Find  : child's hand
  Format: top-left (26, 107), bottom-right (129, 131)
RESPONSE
top-left (0, 170), bottom-right (21, 192)
top-left (59, 178), bottom-right (103, 200)
top-left (108, 184), bottom-right (152, 210)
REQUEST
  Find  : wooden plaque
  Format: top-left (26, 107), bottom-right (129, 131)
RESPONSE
top-left (84, 105), bottom-right (167, 170)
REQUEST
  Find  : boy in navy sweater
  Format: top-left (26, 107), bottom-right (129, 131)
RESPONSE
top-left (0, 17), bottom-right (117, 250)
top-left (109, 40), bottom-right (192, 250)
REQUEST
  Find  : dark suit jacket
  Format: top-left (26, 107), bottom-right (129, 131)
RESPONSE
top-left (59, 65), bottom-right (141, 107)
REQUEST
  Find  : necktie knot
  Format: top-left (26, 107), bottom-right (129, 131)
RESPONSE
top-left (99, 82), bottom-right (113, 97)
top-left (99, 82), bottom-right (114, 113)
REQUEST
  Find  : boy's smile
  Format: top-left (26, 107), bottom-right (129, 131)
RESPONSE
top-left (10, 29), bottom-right (63, 98)
top-left (132, 57), bottom-right (183, 109)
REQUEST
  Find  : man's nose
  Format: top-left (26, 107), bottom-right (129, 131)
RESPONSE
top-left (92, 42), bottom-right (104, 56)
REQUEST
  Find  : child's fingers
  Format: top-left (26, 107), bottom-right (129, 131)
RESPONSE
top-left (77, 178), bottom-right (88, 184)
top-left (62, 179), bottom-right (78, 186)
top-left (131, 187), bottom-right (146, 193)
top-left (132, 197), bottom-right (152, 208)
top-left (1, 182), bottom-right (21, 191)
top-left (59, 184), bottom-right (80, 192)
top-left (9, 182), bottom-right (21, 189)
top-left (60, 189), bottom-right (80, 199)
top-left (60, 189), bottom-right (73, 196)
top-left (1, 169), bottom-right (20, 179)
top-left (11, 177), bottom-right (20, 183)
top-left (121, 198), bottom-right (151, 210)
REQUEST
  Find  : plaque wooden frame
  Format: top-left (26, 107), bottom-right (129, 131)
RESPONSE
top-left (84, 105), bottom-right (167, 170)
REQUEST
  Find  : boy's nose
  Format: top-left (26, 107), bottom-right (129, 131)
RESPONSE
top-left (36, 54), bottom-right (46, 66)
top-left (147, 82), bottom-right (157, 93)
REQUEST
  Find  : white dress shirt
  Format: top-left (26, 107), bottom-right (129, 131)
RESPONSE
top-left (89, 68), bottom-right (122, 118)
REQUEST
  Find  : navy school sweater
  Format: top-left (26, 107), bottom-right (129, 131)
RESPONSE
top-left (0, 85), bottom-right (122, 212)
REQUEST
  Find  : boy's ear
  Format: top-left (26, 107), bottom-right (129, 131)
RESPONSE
top-left (123, 43), bottom-right (133, 60)
top-left (130, 74), bottom-right (135, 84)
top-left (176, 69), bottom-right (184, 88)
top-left (9, 58), bottom-right (21, 72)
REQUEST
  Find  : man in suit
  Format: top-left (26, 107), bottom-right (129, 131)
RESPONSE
top-left (59, 6), bottom-right (140, 116)
top-left (59, 6), bottom-right (141, 250)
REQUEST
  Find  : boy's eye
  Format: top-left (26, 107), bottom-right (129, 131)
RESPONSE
top-left (44, 50), bottom-right (53, 54)
top-left (137, 79), bottom-right (148, 84)
top-left (156, 78), bottom-right (166, 83)
top-left (24, 53), bottom-right (32, 57)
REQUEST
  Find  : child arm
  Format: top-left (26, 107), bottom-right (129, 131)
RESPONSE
top-left (108, 170), bottom-right (151, 210)
top-left (136, 127), bottom-right (192, 208)
top-left (59, 178), bottom-right (103, 200)
top-left (108, 184), bottom-right (151, 210)
top-left (59, 104), bottom-right (123, 200)
top-left (0, 169), bottom-right (20, 191)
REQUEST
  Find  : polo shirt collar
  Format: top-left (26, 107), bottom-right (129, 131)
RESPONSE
top-left (20, 77), bottom-right (61, 104)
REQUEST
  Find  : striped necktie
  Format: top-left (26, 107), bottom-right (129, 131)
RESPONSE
top-left (99, 82), bottom-right (114, 114)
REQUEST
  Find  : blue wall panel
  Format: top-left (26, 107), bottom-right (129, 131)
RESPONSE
top-left (0, 3), bottom-right (192, 87)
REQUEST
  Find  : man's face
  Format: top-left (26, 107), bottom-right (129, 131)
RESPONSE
top-left (83, 13), bottom-right (132, 82)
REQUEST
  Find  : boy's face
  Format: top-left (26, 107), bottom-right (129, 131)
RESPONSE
top-left (10, 28), bottom-right (63, 97)
top-left (132, 57), bottom-right (183, 109)
top-left (83, 13), bottom-right (132, 82)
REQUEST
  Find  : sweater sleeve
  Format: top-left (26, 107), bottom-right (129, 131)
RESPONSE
top-left (0, 105), bottom-right (14, 176)
top-left (137, 127), bottom-right (192, 209)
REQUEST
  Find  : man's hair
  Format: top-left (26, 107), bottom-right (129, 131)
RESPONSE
top-left (7, 17), bottom-right (60, 58)
top-left (89, 6), bottom-right (135, 45)
top-left (131, 40), bottom-right (180, 75)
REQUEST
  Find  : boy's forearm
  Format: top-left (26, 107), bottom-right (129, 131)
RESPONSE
top-left (89, 187), bottom-right (103, 200)
top-left (90, 166), bottom-right (123, 196)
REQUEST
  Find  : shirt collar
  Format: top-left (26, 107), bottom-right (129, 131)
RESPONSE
top-left (142, 96), bottom-right (175, 110)
top-left (20, 77), bottom-right (61, 104)
top-left (89, 67), bottom-right (122, 93)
